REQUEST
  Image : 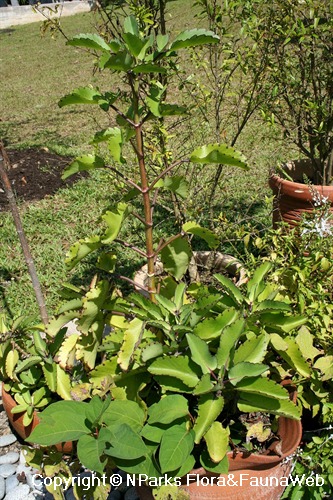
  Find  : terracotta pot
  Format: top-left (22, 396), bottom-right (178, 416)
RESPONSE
top-left (136, 387), bottom-right (302, 500)
top-left (1, 385), bottom-right (72, 453)
top-left (269, 160), bottom-right (333, 229)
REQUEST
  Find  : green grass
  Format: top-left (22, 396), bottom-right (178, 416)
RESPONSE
top-left (0, 2), bottom-right (296, 319)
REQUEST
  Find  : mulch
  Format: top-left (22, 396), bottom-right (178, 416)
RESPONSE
top-left (0, 148), bottom-right (84, 208)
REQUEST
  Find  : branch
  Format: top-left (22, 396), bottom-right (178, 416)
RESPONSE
top-left (114, 239), bottom-right (148, 258)
top-left (0, 143), bottom-right (49, 326)
top-left (155, 233), bottom-right (182, 255)
top-left (105, 165), bottom-right (142, 192)
top-left (149, 159), bottom-right (189, 190)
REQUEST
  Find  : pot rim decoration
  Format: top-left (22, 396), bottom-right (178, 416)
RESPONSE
top-left (134, 250), bottom-right (247, 297)
top-left (1, 383), bottom-right (72, 453)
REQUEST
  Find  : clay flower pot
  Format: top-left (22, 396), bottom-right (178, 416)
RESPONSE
top-left (269, 159), bottom-right (333, 229)
top-left (137, 386), bottom-right (302, 500)
top-left (1, 385), bottom-right (72, 453)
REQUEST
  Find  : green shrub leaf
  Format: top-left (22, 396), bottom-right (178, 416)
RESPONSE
top-left (148, 395), bottom-right (189, 425)
top-left (193, 394), bottom-right (224, 444)
top-left (159, 425), bottom-right (194, 474)
top-left (170, 29), bottom-right (219, 51)
top-left (149, 356), bottom-right (200, 387)
top-left (190, 144), bottom-right (248, 168)
top-left (182, 221), bottom-right (219, 249)
top-left (204, 422), bottom-right (229, 463)
top-left (160, 237), bottom-right (192, 280)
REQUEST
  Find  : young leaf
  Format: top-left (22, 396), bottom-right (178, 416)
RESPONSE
top-left (247, 262), bottom-right (272, 302)
top-left (5, 349), bottom-right (19, 379)
top-left (160, 237), bottom-right (192, 280)
top-left (104, 51), bottom-right (134, 71)
top-left (101, 203), bottom-right (129, 244)
top-left (124, 15), bottom-right (139, 36)
top-left (193, 309), bottom-right (239, 340)
top-left (190, 144), bottom-right (248, 168)
top-left (169, 29), bottom-right (219, 51)
top-left (216, 318), bottom-right (245, 369)
top-left (186, 333), bottom-right (217, 374)
top-left (123, 32), bottom-right (144, 57)
top-left (270, 334), bottom-right (311, 378)
top-left (159, 426), bottom-right (194, 474)
top-left (164, 176), bottom-right (189, 199)
top-left (228, 362), bottom-right (269, 386)
top-left (204, 422), bottom-right (229, 463)
top-left (258, 312), bottom-right (307, 333)
top-left (118, 318), bottom-right (144, 371)
top-left (67, 33), bottom-right (111, 52)
top-left (233, 333), bottom-right (269, 364)
top-left (213, 273), bottom-right (244, 305)
top-left (193, 373), bottom-right (215, 395)
top-left (148, 395), bottom-right (189, 425)
top-left (15, 356), bottom-right (43, 375)
top-left (182, 221), bottom-right (219, 249)
top-left (65, 236), bottom-right (101, 270)
top-left (148, 356), bottom-right (200, 388)
top-left (192, 394), bottom-right (224, 443)
top-left (62, 154), bottom-right (105, 180)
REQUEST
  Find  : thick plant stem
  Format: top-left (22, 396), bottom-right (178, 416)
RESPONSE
top-left (0, 143), bottom-right (49, 326)
top-left (131, 78), bottom-right (156, 301)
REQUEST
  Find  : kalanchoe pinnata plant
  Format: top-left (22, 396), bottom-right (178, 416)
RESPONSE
top-left (29, 263), bottom-right (307, 483)
top-left (58, 15), bottom-right (248, 302)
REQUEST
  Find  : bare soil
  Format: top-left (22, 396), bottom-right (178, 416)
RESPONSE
top-left (0, 148), bottom-right (83, 207)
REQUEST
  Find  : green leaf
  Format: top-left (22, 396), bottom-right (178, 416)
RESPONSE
top-left (77, 434), bottom-right (107, 475)
top-left (118, 318), bottom-right (144, 370)
top-left (214, 273), bottom-right (244, 305)
top-left (235, 377), bottom-right (289, 399)
top-left (253, 300), bottom-right (292, 314)
top-left (160, 237), bottom-right (192, 280)
top-left (148, 395), bottom-right (189, 425)
top-left (58, 87), bottom-right (105, 108)
top-left (186, 333), bottom-right (217, 374)
top-left (233, 333), bottom-right (269, 364)
top-left (104, 51), bottom-right (134, 71)
top-left (124, 15), bottom-right (139, 36)
top-left (65, 235), bottom-right (101, 270)
top-left (193, 309), bottom-right (239, 340)
top-left (67, 33), bottom-right (111, 52)
top-left (270, 334), bottom-right (311, 378)
top-left (229, 362), bottom-right (269, 385)
top-left (56, 365), bottom-right (72, 400)
top-left (97, 252), bottom-right (117, 273)
top-left (190, 144), bottom-right (248, 168)
top-left (247, 262), bottom-right (272, 302)
top-left (182, 222), bottom-right (219, 249)
top-left (238, 393), bottom-right (301, 419)
top-left (132, 63), bottom-right (167, 74)
top-left (156, 34), bottom-right (169, 51)
top-left (141, 342), bottom-right (163, 362)
top-left (259, 313), bottom-right (307, 333)
top-left (123, 32), bottom-right (144, 57)
top-left (193, 374), bottom-right (215, 395)
top-left (159, 104), bottom-right (187, 116)
top-left (200, 450), bottom-right (228, 474)
top-left (29, 401), bottom-right (90, 445)
top-left (204, 422), bottom-right (229, 463)
top-left (149, 356), bottom-right (200, 388)
top-left (216, 318), bottom-right (245, 369)
top-left (62, 154), bottom-right (105, 180)
top-left (103, 400), bottom-right (145, 433)
top-left (101, 202), bottom-right (129, 244)
top-left (296, 327), bottom-right (321, 362)
top-left (146, 83), bottom-right (165, 117)
top-left (313, 356), bottom-right (333, 382)
top-left (193, 394), bottom-right (224, 444)
top-left (15, 356), bottom-right (42, 374)
top-left (164, 176), bottom-right (189, 199)
top-left (170, 29), bottom-right (220, 51)
top-left (159, 426), bottom-right (194, 474)
top-left (104, 424), bottom-right (148, 460)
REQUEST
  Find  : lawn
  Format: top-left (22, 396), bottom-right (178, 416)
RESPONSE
top-left (0, 2), bottom-right (294, 319)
